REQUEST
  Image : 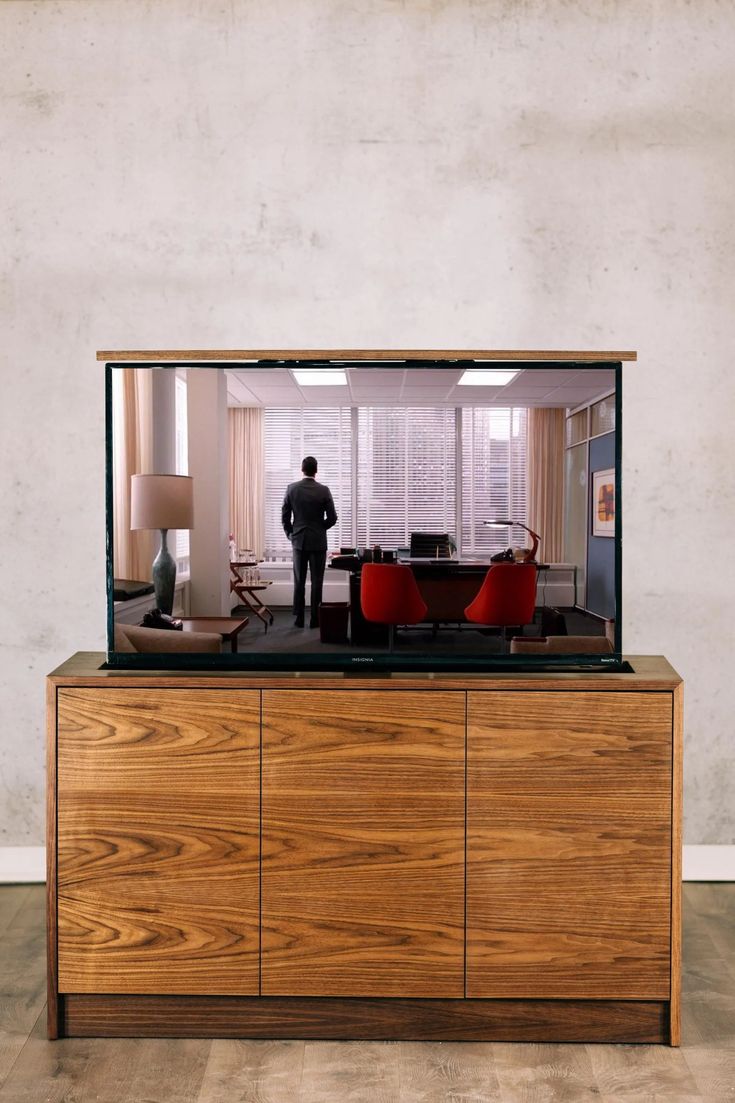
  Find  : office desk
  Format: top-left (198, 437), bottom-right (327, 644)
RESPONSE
top-left (328, 558), bottom-right (511, 643)
top-left (408, 559), bottom-right (493, 623)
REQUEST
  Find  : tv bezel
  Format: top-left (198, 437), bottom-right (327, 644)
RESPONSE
top-left (105, 355), bottom-right (624, 672)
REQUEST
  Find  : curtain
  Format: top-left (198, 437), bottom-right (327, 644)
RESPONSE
top-left (229, 407), bottom-right (265, 559)
top-left (527, 407), bottom-right (564, 564)
top-left (112, 368), bottom-right (154, 580)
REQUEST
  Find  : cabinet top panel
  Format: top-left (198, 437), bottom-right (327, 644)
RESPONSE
top-left (97, 349), bottom-right (636, 363)
top-left (48, 654), bottom-right (681, 690)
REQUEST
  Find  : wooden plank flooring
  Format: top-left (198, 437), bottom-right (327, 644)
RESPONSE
top-left (0, 883), bottom-right (733, 1101)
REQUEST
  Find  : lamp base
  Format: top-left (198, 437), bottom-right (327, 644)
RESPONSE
top-left (152, 529), bottom-right (177, 616)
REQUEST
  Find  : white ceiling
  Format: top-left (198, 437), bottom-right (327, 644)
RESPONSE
top-left (224, 366), bottom-right (616, 409)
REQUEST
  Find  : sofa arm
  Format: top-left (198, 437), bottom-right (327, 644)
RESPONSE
top-left (510, 635), bottom-right (614, 656)
top-left (114, 623), bottom-right (221, 654)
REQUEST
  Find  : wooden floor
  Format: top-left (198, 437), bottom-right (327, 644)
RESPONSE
top-left (0, 885), bottom-right (733, 1102)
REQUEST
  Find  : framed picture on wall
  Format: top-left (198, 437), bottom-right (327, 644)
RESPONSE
top-left (592, 468), bottom-right (615, 537)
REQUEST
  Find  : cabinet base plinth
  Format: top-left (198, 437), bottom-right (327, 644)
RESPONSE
top-left (59, 995), bottom-right (670, 1044)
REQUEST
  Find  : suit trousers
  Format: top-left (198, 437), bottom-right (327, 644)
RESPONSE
top-left (292, 548), bottom-right (327, 623)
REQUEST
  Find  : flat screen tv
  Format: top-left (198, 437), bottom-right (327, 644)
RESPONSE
top-left (105, 351), bottom-right (627, 672)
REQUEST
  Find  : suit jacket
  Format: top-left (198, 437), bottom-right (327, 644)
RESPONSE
top-left (281, 477), bottom-right (337, 551)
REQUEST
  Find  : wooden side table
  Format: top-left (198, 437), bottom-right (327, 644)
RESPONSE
top-left (179, 616), bottom-right (249, 652)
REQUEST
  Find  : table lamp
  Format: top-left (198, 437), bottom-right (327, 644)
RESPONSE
top-left (483, 519), bottom-right (540, 563)
top-left (130, 474), bottom-right (194, 615)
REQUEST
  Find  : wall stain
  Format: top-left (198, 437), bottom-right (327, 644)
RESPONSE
top-left (20, 90), bottom-right (57, 117)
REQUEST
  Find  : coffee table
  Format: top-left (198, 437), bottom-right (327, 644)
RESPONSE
top-left (179, 616), bottom-right (249, 653)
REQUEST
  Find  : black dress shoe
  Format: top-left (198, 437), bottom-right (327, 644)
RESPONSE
top-left (309, 619), bottom-right (319, 629)
top-left (294, 617), bottom-right (304, 628)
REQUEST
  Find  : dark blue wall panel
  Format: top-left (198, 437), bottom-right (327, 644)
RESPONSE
top-left (587, 432), bottom-right (616, 619)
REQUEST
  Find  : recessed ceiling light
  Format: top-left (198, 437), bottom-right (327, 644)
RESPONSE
top-left (292, 369), bottom-right (348, 386)
top-left (457, 369), bottom-right (519, 386)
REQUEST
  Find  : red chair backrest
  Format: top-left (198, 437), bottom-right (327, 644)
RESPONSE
top-left (360, 563), bottom-right (428, 625)
top-left (464, 563), bottom-right (537, 626)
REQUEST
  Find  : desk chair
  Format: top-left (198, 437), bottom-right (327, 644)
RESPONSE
top-left (409, 532), bottom-right (452, 559)
top-left (464, 563), bottom-right (537, 651)
top-left (360, 563), bottom-right (428, 652)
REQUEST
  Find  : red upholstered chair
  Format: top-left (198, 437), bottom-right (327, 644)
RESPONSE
top-left (360, 563), bottom-right (429, 651)
top-left (464, 563), bottom-right (538, 651)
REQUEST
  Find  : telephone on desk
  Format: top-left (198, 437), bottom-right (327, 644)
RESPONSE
top-left (490, 548), bottom-right (515, 563)
top-left (141, 608), bottom-right (183, 631)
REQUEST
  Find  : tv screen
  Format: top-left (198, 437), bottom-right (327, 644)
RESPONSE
top-left (106, 354), bottom-right (623, 671)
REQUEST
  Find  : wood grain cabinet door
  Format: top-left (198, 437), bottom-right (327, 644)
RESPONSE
top-left (261, 690), bottom-right (465, 997)
top-left (467, 691), bottom-right (673, 1000)
top-left (57, 688), bottom-right (260, 995)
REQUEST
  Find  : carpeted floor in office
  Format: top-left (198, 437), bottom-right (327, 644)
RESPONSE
top-left (233, 605), bottom-right (607, 655)
top-left (0, 884), bottom-right (733, 1101)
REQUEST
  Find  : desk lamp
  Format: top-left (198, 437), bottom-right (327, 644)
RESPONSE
top-left (131, 474), bottom-right (194, 615)
top-left (483, 519), bottom-right (540, 563)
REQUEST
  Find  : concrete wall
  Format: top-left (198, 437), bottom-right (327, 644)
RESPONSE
top-left (1, 0), bottom-right (733, 848)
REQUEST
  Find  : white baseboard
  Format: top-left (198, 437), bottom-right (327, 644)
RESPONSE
top-left (2, 844), bottom-right (733, 884)
top-left (682, 845), bottom-right (735, 881)
top-left (0, 847), bottom-right (46, 883)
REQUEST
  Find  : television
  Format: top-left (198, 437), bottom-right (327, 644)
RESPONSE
top-left (105, 351), bottom-right (628, 672)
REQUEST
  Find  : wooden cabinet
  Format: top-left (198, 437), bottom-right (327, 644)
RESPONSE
top-left (261, 690), bottom-right (465, 997)
top-left (47, 656), bottom-right (681, 1043)
top-left (467, 691), bottom-right (673, 1000)
top-left (56, 688), bottom-right (260, 996)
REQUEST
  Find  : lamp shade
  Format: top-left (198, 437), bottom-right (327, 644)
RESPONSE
top-left (130, 474), bottom-right (194, 531)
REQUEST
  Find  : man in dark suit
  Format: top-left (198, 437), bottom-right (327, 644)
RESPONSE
top-left (281, 456), bottom-right (338, 628)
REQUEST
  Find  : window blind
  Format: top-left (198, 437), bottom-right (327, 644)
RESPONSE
top-left (261, 405), bottom-right (528, 560)
top-left (263, 407), bottom-right (353, 560)
top-left (356, 408), bottom-right (456, 549)
top-left (461, 407), bottom-right (528, 556)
